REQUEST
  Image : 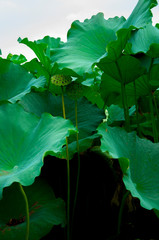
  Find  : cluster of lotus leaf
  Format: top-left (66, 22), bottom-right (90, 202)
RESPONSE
top-left (0, 0), bottom-right (159, 239)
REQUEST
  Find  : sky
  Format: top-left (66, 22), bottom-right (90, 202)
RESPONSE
top-left (0, 0), bottom-right (159, 60)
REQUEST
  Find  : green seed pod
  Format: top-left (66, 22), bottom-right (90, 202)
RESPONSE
top-left (51, 74), bottom-right (72, 86)
top-left (66, 82), bottom-right (85, 100)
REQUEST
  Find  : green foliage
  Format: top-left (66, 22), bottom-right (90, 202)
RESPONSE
top-left (98, 124), bottom-right (159, 210)
top-left (0, 0), bottom-right (159, 239)
top-left (0, 59), bottom-right (46, 103)
top-left (0, 103), bottom-right (76, 198)
top-left (0, 179), bottom-right (65, 240)
top-left (18, 91), bottom-right (105, 159)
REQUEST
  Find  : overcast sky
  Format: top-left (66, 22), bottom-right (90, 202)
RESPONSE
top-left (1, 0), bottom-right (159, 60)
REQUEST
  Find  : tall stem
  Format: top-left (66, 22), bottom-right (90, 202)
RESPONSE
top-left (121, 82), bottom-right (130, 131)
top-left (153, 95), bottom-right (159, 129)
top-left (61, 87), bottom-right (70, 240)
top-left (115, 61), bottom-right (130, 131)
top-left (47, 75), bottom-right (51, 91)
top-left (71, 100), bottom-right (80, 236)
top-left (149, 93), bottom-right (158, 143)
top-left (133, 81), bottom-right (141, 136)
top-left (148, 58), bottom-right (158, 143)
top-left (19, 183), bottom-right (29, 240)
top-left (117, 191), bottom-right (129, 235)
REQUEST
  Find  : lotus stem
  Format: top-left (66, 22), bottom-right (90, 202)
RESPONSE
top-left (147, 58), bottom-right (158, 142)
top-left (117, 190), bottom-right (129, 236)
top-left (47, 75), bottom-right (51, 91)
top-left (149, 93), bottom-right (158, 143)
top-left (153, 95), bottom-right (159, 134)
top-left (115, 61), bottom-right (130, 132)
top-left (19, 183), bottom-right (29, 240)
top-left (133, 81), bottom-right (141, 136)
top-left (71, 99), bottom-right (80, 236)
top-left (61, 86), bottom-right (70, 240)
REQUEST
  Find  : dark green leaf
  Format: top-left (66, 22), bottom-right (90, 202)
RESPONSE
top-left (98, 55), bottom-right (146, 84)
top-left (0, 178), bottom-right (65, 240)
top-left (100, 72), bottom-right (149, 107)
top-left (23, 58), bottom-right (50, 80)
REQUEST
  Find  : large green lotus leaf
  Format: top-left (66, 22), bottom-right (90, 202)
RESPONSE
top-left (0, 103), bottom-right (76, 199)
top-left (126, 24), bottom-right (159, 57)
top-left (51, 13), bottom-right (126, 75)
top-left (0, 178), bottom-right (65, 240)
top-left (98, 123), bottom-right (159, 210)
top-left (98, 55), bottom-right (146, 84)
top-left (100, 72), bottom-right (150, 107)
top-left (19, 91), bottom-right (105, 158)
top-left (122, 0), bottom-right (157, 29)
top-left (0, 59), bottom-right (46, 103)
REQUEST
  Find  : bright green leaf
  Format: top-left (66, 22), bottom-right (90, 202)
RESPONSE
top-left (7, 54), bottom-right (27, 64)
top-left (0, 103), bottom-right (76, 199)
top-left (98, 124), bottom-right (159, 210)
top-left (51, 13), bottom-right (126, 75)
top-left (122, 0), bottom-right (158, 29)
top-left (126, 24), bottom-right (159, 57)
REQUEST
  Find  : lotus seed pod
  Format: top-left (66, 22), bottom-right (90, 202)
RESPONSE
top-left (51, 74), bottom-right (72, 86)
top-left (66, 82), bottom-right (85, 100)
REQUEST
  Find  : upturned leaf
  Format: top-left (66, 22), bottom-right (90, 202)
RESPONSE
top-left (122, 0), bottom-right (158, 29)
top-left (125, 24), bottom-right (159, 57)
